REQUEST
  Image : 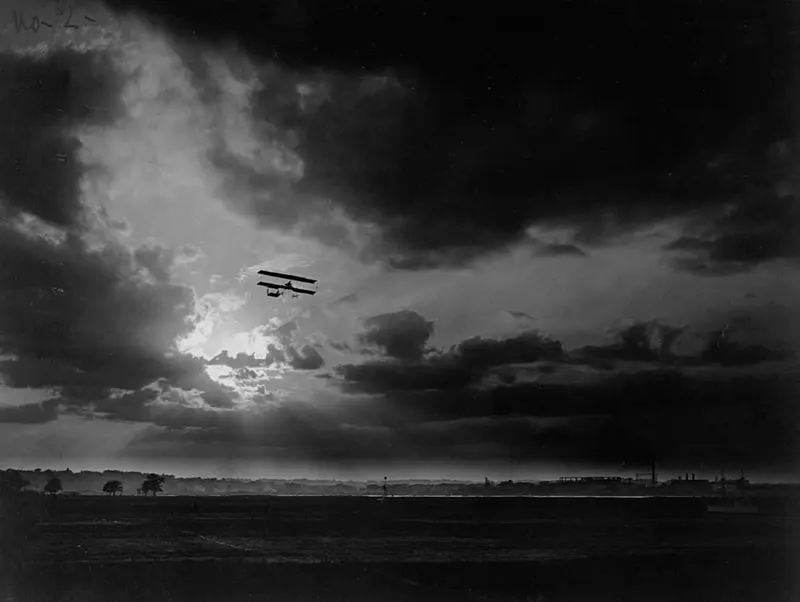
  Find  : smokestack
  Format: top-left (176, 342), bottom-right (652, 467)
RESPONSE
top-left (692, 474), bottom-right (695, 481)
top-left (651, 463), bottom-right (656, 484)
top-left (685, 473), bottom-right (689, 481)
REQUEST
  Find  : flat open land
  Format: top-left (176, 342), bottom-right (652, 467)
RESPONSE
top-left (2, 495), bottom-right (798, 601)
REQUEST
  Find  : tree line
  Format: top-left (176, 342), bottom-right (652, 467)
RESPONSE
top-left (0, 469), bottom-right (166, 497)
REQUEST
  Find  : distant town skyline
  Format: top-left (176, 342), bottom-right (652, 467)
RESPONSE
top-left (3, 461), bottom-right (796, 486)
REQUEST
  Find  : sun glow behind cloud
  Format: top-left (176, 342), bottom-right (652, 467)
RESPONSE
top-left (176, 291), bottom-right (249, 358)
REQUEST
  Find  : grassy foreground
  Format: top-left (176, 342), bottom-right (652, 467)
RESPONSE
top-left (1, 494), bottom-right (797, 601)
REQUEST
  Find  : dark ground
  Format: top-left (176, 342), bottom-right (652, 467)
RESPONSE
top-left (1, 494), bottom-right (798, 601)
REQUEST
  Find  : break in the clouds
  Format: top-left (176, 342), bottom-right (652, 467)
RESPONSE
top-left (0, 1), bottom-right (799, 479)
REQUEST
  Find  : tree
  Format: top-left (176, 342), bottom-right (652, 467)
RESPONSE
top-left (0, 469), bottom-right (29, 494)
top-left (102, 480), bottom-right (123, 496)
top-left (44, 477), bottom-right (63, 497)
top-left (141, 474), bottom-right (165, 497)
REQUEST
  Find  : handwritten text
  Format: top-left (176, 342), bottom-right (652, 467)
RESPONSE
top-left (11, 5), bottom-right (83, 33)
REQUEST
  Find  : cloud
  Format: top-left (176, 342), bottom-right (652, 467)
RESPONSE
top-left (356, 310), bottom-right (435, 361)
top-left (573, 320), bottom-right (688, 363)
top-left (205, 319), bottom-right (325, 371)
top-left (529, 240), bottom-right (586, 258)
top-left (508, 311), bottom-right (535, 322)
top-left (453, 331), bottom-right (566, 370)
top-left (320, 309), bottom-right (800, 468)
top-left (327, 292), bottom-right (359, 310)
top-left (665, 193), bottom-right (800, 275)
top-left (31, 292), bottom-right (782, 470)
top-left (336, 360), bottom-right (473, 395)
top-left (0, 399), bottom-right (61, 424)
top-left (700, 332), bottom-right (795, 367)
top-left (0, 41), bottom-right (240, 426)
top-left (134, 244), bottom-right (179, 282)
top-left (0, 48), bottom-right (124, 227)
top-left (208, 350), bottom-right (264, 369)
top-left (286, 345), bottom-right (325, 370)
top-left (0, 214), bottom-right (202, 396)
top-left (336, 326), bottom-right (566, 395)
top-left (124, 365), bottom-right (800, 470)
top-left (570, 316), bottom-right (797, 368)
top-left (100, 1), bottom-right (797, 270)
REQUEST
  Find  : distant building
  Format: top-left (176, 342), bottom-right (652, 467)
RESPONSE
top-left (633, 464), bottom-right (658, 488)
top-left (558, 476), bottom-right (623, 484)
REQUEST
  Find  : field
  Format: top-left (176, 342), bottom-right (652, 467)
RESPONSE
top-left (1, 494), bottom-right (798, 601)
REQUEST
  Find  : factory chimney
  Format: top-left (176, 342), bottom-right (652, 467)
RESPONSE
top-left (651, 463), bottom-right (657, 485)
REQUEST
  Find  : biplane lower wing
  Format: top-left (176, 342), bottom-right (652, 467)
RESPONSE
top-left (257, 282), bottom-right (316, 295)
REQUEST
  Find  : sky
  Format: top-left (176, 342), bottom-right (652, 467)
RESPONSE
top-left (0, 0), bottom-right (798, 482)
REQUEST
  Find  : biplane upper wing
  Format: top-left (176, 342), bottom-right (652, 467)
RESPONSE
top-left (257, 269), bottom-right (317, 284)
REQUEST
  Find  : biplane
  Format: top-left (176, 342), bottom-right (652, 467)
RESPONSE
top-left (257, 269), bottom-right (318, 299)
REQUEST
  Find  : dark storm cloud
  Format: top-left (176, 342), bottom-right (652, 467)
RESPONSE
top-left (508, 311), bottom-right (535, 322)
top-left (0, 224), bottom-right (199, 394)
top-left (0, 49), bottom-right (124, 227)
top-left (700, 331), bottom-right (795, 367)
top-left (337, 360), bottom-right (473, 395)
top-left (571, 317), bottom-right (797, 368)
top-left (199, 386), bottom-right (239, 409)
top-left (320, 310), bottom-right (800, 467)
top-left (0, 399), bottom-right (61, 424)
top-left (287, 344), bottom-right (325, 370)
top-left (702, 302), bottom-right (800, 356)
top-left (208, 350), bottom-right (264, 369)
top-left (665, 192), bottom-right (800, 275)
top-left (267, 344), bottom-right (288, 366)
top-left (529, 240), bottom-right (586, 258)
top-left (337, 329), bottom-right (566, 394)
top-left (357, 310), bottom-right (435, 361)
top-left (345, 309), bottom-right (562, 369)
top-left (103, 0), bottom-right (797, 269)
top-left (88, 388), bottom-right (160, 423)
top-left (275, 319), bottom-right (299, 343)
top-left (21, 379), bottom-right (241, 427)
top-left (573, 320), bottom-right (688, 364)
top-left (455, 331), bottom-right (566, 369)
